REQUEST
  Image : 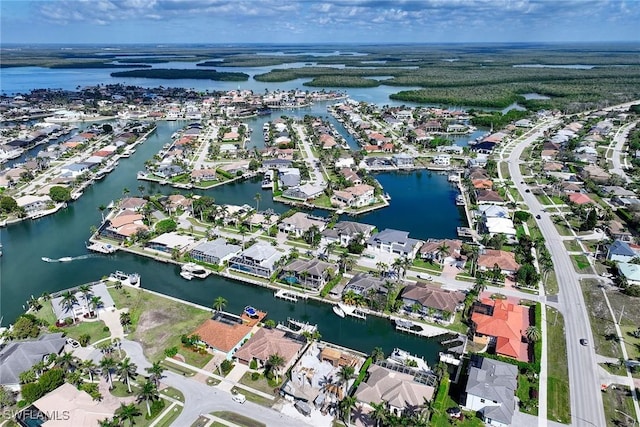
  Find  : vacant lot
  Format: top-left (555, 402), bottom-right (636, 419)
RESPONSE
top-left (581, 280), bottom-right (622, 359)
top-left (546, 307), bottom-right (571, 424)
top-left (602, 385), bottom-right (638, 427)
top-left (108, 287), bottom-right (212, 366)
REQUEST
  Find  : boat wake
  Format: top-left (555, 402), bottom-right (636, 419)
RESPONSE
top-left (41, 254), bottom-right (95, 263)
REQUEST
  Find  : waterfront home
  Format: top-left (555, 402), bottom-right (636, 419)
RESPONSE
top-left (392, 153), bottom-right (414, 168)
top-left (366, 229), bottom-right (422, 259)
top-left (164, 194), bottom-right (192, 214)
top-left (119, 197), bottom-right (147, 211)
top-left (190, 168), bottom-right (217, 183)
top-left (343, 273), bottom-right (388, 297)
top-left (279, 212), bottom-right (326, 238)
top-left (433, 154), bottom-right (451, 166)
top-left (354, 363), bottom-right (436, 418)
top-left (463, 356), bottom-right (517, 427)
top-left (472, 179), bottom-right (494, 190)
top-left (0, 333), bottom-right (66, 392)
top-left (50, 282), bottom-right (115, 323)
top-left (102, 212), bottom-right (148, 241)
top-left (321, 221), bottom-right (376, 248)
top-left (339, 168), bottom-right (362, 185)
top-left (145, 232), bottom-right (196, 255)
top-left (16, 195), bottom-right (51, 214)
top-left (59, 162), bottom-right (90, 178)
top-left (400, 283), bottom-right (465, 322)
top-left (607, 220), bottom-right (633, 242)
top-left (471, 298), bottom-right (530, 362)
top-left (607, 240), bottom-right (639, 263)
top-left (280, 258), bottom-right (337, 290)
top-left (437, 145), bottom-right (464, 155)
top-left (475, 190), bottom-right (505, 204)
top-left (478, 205), bottom-right (509, 219)
top-left (332, 184), bottom-right (375, 208)
top-left (278, 167), bottom-right (301, 188)
top-left (483, 218), bottom-right (517, 240)
top-left (192, 311), bottom-right (252, 358)
top-left (477, 249), bottom-right (520, 276)
top-left (617, 263), bottom-right (640, 286)
top-left (228, 242), bottom-right (284, 278)
top-left (418, 239), bottom-right (464, 265)
top-left (233, 327), bottom-right (306, 370)
top-left (263, 158), bottom-right (293, 170)
top-left (189, 238), bottom-right (241, 265)
top-left (334, 157), bottom-right (355, 169)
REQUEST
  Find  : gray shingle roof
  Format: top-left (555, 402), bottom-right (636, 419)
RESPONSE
top-left (465, 356), bottom-right (517, 425)
top-left (0, 333), bottom-right (66, 386)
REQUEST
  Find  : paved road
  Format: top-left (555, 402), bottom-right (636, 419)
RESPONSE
top-left (610, 121), bottom-right (638, 182)
top-left (508, 120), bottom-right (606, 427)
top-left (110, 340), bottom-right (311, 427)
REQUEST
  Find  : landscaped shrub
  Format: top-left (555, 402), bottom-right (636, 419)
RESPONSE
top-left (251, 372), bottom-right (260, 381)
top-left (249, 360), bottom-right (258, 370)
top-left (164, 347), bottom-right (178, 358)
top-left (220, 360), bottom-right (234, 375)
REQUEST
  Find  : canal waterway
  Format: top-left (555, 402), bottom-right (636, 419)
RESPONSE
top-left (0, 119), bottom-right (454, 363)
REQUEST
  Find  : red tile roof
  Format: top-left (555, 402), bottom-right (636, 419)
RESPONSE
top-left (193, 319), bottom-right (252, 353)
top-left (472, 298), bottom-right (530, 361)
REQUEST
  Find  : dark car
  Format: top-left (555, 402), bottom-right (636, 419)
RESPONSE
top-left (536, 214), bottom-right (541, 219)
top-left (446, 407), bottom-right (462, 418)
top-left (525, 189), bottom-right (531, 193)
top-left (580, 338), bottom-right (588, 346)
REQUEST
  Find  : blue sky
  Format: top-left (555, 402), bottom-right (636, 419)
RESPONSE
top-left (1, 0), bottom-right (639, 44)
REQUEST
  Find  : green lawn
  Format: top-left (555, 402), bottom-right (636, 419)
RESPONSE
top-left (545, 272), bottom-right (559, 296)
top-left (211, 411), bottom-right (266, 427)
top-left (32, 300), bottom-right (57, 326)
top-left (429, 376), bottom-right (485, 427)
top-left (563, 240), bottom-right (582, 252)
top-left (63, 319), bottom-right (112, 344)
top-left (311, 193), bottom-right (334, 208)
top-left (602, 385), bottom-right (639, 427)
top-left (553, 221), bottom-right (574, 236)
top-left (238, 371), bottom-right (282, 394)
top-left (621, 325), bottom-right (640, 361)
top-left (536, 194), bottom-right (552, 205)
top-left (107, 287), bottom-right (213, 367)
top-left (517, 372), bottom-right (538, 416)
top-left (571, 255), bottom-right (593, 273)
top-left (160, 359), bottom-right (197, 377)
top-left (412, 258), bottom-right (443, 272)
top-left (546, 307), bottom-right (571, 424)
top-left (228, 387), bottom-right (274, 407)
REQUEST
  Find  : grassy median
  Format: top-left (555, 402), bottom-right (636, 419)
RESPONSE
top-left (547, 306), bottom-right (571, 424)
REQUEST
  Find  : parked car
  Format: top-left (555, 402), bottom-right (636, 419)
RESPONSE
top-left (66, 338), bottom-right (80, 348)
top-left (232, 393), bottom-right (246, 404)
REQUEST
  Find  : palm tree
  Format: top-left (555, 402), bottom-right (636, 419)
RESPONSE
top-left (525, 326), bottom-right (541, 342)
top-left (78, 284), bottom-right (92, 309)
top-left (213, 296), bottom-right (227, 311)
top-left (119, 312), bottom-right (132, 333)
top-left (371, 347), bottom-right (385, 362)
top-left (100, 356), bottom-right (117, 389)
top-left (266, 353), bottom-right (286, 383)
top-left (400, 256), bottom-right (412, 278)
top-left (339, 395), bottom-right (357, 427)
top-left (254, 192), bottom-right (262, 212)
top-left (122, 187), bottom-right (130, 198)
top-left (337, 365), bottom-right (355, 394)
top-left (137, 380), bottom-right (160, 417)
top-left (436, 242), bottom-right (450, 265)
top-left (145, 361), bottom-right (165, 387)
top-left (98, 417), bottom-right (120, 427)
top-left (343, 290), bottom-right (358, 306)
top-left (116, 403), bottom-right (141, 427)
top-left (60, 290), bottom-right (78, 321)
top-left (27, 296), bottom-right (41, 312)
top-left (376, 262), bottom-right (389, 278)
top-left (40, 292), bottom-right (51, 302)
top-left (117, 358), bottom-right (138, 393)
top-left (55, 351), bottom-right (76, 373)
top-left (391, 257), bottom-right (404, 280)
top-left (82, 359), bottom-right (99, 383)
top-left (369, 401), bottom-right (389, 427)
top-left (89, 296), bottom-right (103, 317)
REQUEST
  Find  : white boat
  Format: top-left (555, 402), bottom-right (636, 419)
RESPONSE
top-left (338, 302), bottom-right (356, 315)
top-left (59, 257), bottom-right (73, 262)
top-left (181, 263), bottom-right (210, 279)
top-left (128, 273), bottom-right (140, 285)
top-left (332, 305), bottom-right (345, 318)
top-left (388, 348), bottom-right (431, 373)
top-left (455, 194), bottom-right (465, 206)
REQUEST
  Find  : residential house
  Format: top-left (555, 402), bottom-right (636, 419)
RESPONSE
top-left (50, 282), bottom-right (115, 323)
top-left (189, 238), bottom-right (242, 265)
top-left (354, 364), bottom-right (436, 417)
top-left (193, 312), bottom-right (253, 358)
top-left (618, 263), bottom-right (640, 286)
top-left (366, 229), bottom-right (422, 259)
top-left (321, 221), bottom-right (376, 247)
top-left (332, 184), bottom-right (375, 208)
top-left (607, 220), bottom-right (633, 242)
top-left (102, 212), bottom-right (148, 241)
top-left (146, 232), bottom-right (196, 255)
top-left (471, 298), bottom-right (530, 362)
top-left (278, 168), bottom-right (301, 188)
top-left (280, 258), bottom-right (337, 290)
top-left (0, 333), bottom-right (67, 392)
top-left (483, 218), bottom-right (517, 240)
top-left (16, 195), bottom-right (51, 214)
top-left (433, 154), bottom-right (452, 166)
top-left (279, 212), bottom-right (326, 238)
top-left (464, 356), bottom-right (517, 427)
top-left (392, 153), bottom-right (414, 168)
top-left (477, 249), bottom-right (520, 275)
top-left (401, 283), bottom-right (465, 322)
top-left (191, 168), bottom-right (217, 183)
top-left (568, 193), bottom-right (593, 205)
top-left (234, 327), bottom-right (306, 370)
top-left (339, 168), bottom-right (362, 185)
top-left (418, 239), bottom-right (464, 266)
top-left (607, 240), bottom-right (639, 263)
top-left (343, 273), bottom-right (389, 297)
top-left (228, 242), bottom-right (284, 278)
top-left (475, 190), bottom-right (505, 204)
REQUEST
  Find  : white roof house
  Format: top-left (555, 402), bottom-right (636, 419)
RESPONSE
top-left (146, 232), bottom-right (196, 253)
top-left (229, 242), bottom-right (284, 278)
top-left (485, 217), bottom-right (517, 238)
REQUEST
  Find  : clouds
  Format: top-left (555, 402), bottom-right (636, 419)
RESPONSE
top-left (2, 0), bottom-right (639, 43)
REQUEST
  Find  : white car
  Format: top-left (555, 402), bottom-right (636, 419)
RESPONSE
top-left (66, 338), bottom-right (80, 348)
top-left (232, 393), bottom-right (246, 404)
